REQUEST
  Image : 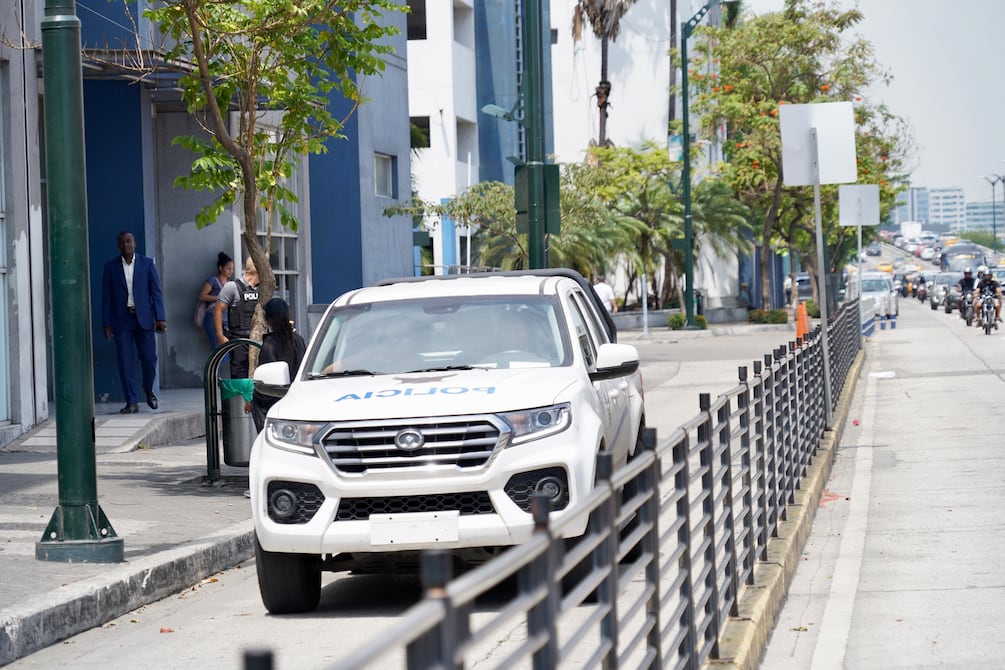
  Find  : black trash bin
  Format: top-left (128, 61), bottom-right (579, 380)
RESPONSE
top-left (220, 378), bottom-right (255, 467)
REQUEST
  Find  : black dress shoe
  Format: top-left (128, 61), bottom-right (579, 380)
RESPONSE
top-left (120, 403), bottom-right (139, 414)
top-left (145, 393), bottom-right (158, 410)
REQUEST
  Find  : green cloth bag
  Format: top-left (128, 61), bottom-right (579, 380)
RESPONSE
top-left (219, 378), bottom-right (255, 402)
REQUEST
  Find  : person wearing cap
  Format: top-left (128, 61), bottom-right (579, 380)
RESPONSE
top-left (250, 297), bottom-right (307, 431)
top-left (214, 256), bottom-right (259, 378)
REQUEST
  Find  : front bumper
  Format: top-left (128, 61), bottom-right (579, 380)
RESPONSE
top-left (250, 424), bottom-right (601, 556)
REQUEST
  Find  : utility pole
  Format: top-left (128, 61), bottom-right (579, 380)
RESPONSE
top-left (523, 0), bottom-right (548, 269)
top-left (36, 0), bottom-right (123, 562)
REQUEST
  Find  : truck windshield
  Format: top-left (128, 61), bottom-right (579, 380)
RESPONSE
top-left (305, 295), bottom-right (571, 376)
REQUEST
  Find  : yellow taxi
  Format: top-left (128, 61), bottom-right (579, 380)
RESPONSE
top-left (877, 261), bottom-right (894, 273)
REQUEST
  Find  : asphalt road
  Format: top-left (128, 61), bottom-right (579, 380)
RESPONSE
top-left (761, 294), bottom-right (1005, 669)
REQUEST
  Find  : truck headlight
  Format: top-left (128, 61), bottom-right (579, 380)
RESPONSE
top-left (500, 403), bottom-right (571, 446)
top-left (265, 419), bottom-right (326, 456)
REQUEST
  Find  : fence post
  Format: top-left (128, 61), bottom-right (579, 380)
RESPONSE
top-left (407, 551), bottom-right (459, 670)
top-left (738, 366), bottom-right (756, 585)
top-left (638, 428), bottom-right (663, 662)
top-left (699, 393), bottom-right (724, 658)
top-left (527, 493), bottom-right (559, 670)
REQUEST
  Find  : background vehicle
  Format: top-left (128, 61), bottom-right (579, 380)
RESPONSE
top-left (855, 271), bottom-right (899, 320)
top-left (795, 272), bottom-right (814, 301)
top-left (980, 290), bottom-right (996, 334)
top-left (249, 269), bottom-right (646, 614)
top-left (866, 242), bottom-right (882, 256)
top-left (961, 290), bottom-right (975, 326)
top-left (940, 243), bottom-right (988, 272)
top-left (930, 272), bottom-right (962, 311)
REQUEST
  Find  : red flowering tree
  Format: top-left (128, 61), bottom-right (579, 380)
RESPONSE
top-left (687, 0), bottom-right (914, 306)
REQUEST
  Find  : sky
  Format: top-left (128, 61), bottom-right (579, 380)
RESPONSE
top-left (743, 0), bottom-right (1005, 202)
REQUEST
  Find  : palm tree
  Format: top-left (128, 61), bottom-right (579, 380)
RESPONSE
top-left (571, 0), bottom-right (638, 147)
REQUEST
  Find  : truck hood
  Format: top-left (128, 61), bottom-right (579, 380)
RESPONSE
top-left (271, 367), bottom-right (580, 421)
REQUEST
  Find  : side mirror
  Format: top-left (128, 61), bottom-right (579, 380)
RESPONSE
top-left (253, 361), bottom-right (291, 398)
top-left (590, 343), bottom-right (640, 382)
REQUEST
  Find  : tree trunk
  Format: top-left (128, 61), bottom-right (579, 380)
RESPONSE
top-left (759, 179), bottom-right (784, 308)
top-left (598, 37), bottom-right (609, 146)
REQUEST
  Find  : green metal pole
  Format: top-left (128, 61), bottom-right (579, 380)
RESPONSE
top-left (524, 0), bottom-right (547, 269)
top-left (681, 19), bottom-right (695, 327)
top-left (37, 0), bottom-right (123, 562)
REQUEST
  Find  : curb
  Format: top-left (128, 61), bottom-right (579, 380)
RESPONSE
top-left (0, 520), bottom-right (255, 665)
top-left (618, 323), bottom-right (795, 342)
top-left (111, 411), bottom-right (207, 454)
top-left (709, 344), bottom-right (866, 669)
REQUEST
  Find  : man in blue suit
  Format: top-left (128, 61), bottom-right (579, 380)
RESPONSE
top-left (102, 231), bottom-right (167, 413)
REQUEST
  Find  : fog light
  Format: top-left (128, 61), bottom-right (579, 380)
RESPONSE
top-left (536, 476), bottom-right (564, 500)
top-left (270, 489), bottom-right (298, 520)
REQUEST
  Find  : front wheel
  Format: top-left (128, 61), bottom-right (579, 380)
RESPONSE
top-left (966, 309), bottom-right (973, 327)
top-left (255, 535), bottom-right (322, 614)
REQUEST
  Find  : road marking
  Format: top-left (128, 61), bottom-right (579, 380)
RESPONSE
top-left (818, 489), bottom-right (844, 507)
top-left (809, 369), bottom-right (876, 670)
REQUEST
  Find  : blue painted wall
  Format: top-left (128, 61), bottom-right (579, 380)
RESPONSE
top-left (82, 80), bottom-right (147, 402)
top-left (475, 0), bottom-right (555, 185)
top-left (308, 98), bottom-right (363, 305)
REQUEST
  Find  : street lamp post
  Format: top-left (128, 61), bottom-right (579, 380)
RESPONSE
top-left (679, 0), bottom-right (733, 327)
top-left (983, 174), bottom-right (1004, 262)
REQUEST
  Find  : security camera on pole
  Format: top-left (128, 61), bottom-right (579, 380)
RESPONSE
top-left (779, 102), bottom-right (858, 429)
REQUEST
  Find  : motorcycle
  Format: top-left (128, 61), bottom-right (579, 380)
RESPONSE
top-left (979, 290), bottom-right (998, 335)
top-left (962, 290), bottom-right (975, 327)
top-left (916, 281), bottom-right (928, 303)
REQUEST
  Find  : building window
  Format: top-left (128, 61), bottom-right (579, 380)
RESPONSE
top-left (407, 0), bottom-right (426, 40)
top-left (410, 116), bottom-right (430, 149)
top-left (375, 153), bottom-right (397, 198)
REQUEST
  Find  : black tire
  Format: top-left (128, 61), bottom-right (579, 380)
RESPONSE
top-left (255, 535), bottom-right (322, 614)
top-left (930, 301), bottom-right (937, 311)
top-left (966, 311), bottom-right (973, 327)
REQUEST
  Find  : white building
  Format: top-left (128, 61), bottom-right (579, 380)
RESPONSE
top-left (407, 0), bottom-right (480, 273)
top-left (927, 187), bottom-right (966, 230)
top-left (548, 1), bottom-right (739, 310)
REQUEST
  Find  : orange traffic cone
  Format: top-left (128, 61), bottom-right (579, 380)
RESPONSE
top-left (796, 302), bottom-right (809, 340)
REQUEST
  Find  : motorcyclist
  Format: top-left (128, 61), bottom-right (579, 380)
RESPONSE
top-left (973, 269), bottom-right (1002, 327)
top-left (957, 268), bottom-right (977, 320)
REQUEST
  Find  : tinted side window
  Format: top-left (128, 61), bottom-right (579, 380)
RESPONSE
top-left (567, 295), bottom-right (598, 369)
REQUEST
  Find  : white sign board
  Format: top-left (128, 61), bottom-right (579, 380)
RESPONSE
top-left (779, 102), bottom-right (857, 186)
top-left (839, 184), bottom-right (880, 227)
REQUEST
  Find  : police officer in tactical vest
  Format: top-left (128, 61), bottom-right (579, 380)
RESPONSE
top-left (214, 256), bottom-right (260, 378)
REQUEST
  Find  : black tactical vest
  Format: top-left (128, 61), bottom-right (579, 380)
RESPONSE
top-left (228, 278), bottom-right (259, 336)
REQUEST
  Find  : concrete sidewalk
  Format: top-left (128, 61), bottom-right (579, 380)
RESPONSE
top-left (0, 388), bottom-right (255, 665)
top-left (0, 321), bottom-right (806, 665)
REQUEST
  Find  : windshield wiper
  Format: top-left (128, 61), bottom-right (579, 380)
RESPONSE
top-left (404, 365), bottom-right (485, 373)
top-left (309, 369), bottom-right (378, 379)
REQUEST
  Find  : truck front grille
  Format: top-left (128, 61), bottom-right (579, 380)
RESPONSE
top-left (322, 417), bottom-right (505, 474)
top-left (335, 492), bottom-right (495, 521)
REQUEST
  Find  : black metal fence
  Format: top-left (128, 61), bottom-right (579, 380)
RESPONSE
top-left (248, 300), bottom-right (862, 670)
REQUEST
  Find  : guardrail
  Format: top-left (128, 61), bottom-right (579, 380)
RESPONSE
top-left (245, 300), bottom-right (862, 670)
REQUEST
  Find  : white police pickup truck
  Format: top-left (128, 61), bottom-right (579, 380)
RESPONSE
top-left (250, 269), bottom-right (645, 613)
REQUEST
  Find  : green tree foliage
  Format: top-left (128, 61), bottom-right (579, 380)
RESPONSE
top-left (388, 142), bottom-right (749, 309)
top-left (687, 0), bottom-right (913, 305)
top-left (588, 142), bottom-right (751, 308)
top-left (144, 0), bottom-right (404, 310)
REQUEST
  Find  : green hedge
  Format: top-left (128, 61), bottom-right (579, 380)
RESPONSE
top-left (747, 308), bottom-right (788, 324)
top-left (667, 313), bottom-right (708, 330)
